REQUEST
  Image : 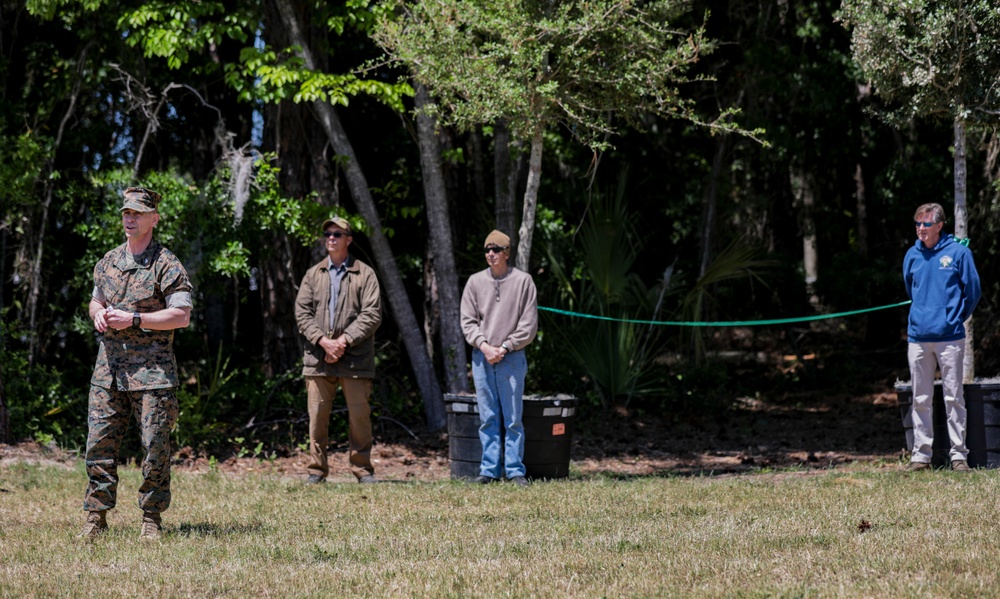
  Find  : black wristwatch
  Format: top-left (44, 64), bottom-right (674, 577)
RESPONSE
top-left (132, 312), bottom-right (142, 328)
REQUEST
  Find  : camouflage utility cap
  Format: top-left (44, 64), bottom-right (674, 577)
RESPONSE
top-left (121, 187), bottom-right (162, 213)
top-left (322, 216), bottom-right (352, 235)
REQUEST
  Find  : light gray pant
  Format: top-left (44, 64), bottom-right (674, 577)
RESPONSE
top-left (907, 340), bottom-right (967, 463)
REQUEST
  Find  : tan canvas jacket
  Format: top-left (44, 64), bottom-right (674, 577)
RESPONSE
top-left (295, 255), bottom-right (382, 378)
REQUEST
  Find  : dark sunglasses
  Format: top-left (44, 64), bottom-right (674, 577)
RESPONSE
top-left (323, 231), bottom-right (349, 239)
top-left (914, 221), bottom-right (937, 229)
top-left (485, 246), bottom-right (507, 255)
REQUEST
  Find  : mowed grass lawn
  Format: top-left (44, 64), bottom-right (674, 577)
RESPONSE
top-left (2, 460), bottom-right (1000, 597)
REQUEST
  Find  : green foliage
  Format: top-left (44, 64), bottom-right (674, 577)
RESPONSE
top-left (1, 320), bottom-right (86, 448)
top-left (374, 0), bottom-right (764, 148)
top-left (25, 0), bottom-right (106, 22)
top-left (544, 186), bottom-right (668, 406)
top-left (79, 156), bottom-right (329, 281)
top-left (225, 48), bottom-right (414, 111)
top-left (118, 1), bottom-right (252, 71)
top-left (0, 133), bottom-right (48, 221)
top-left (174, 344), bottom-right (303, 452)
top-left (839, 0), bottom-right (1000, 125)
top-left (678, 238), bottom-right (774, 361)
top-left (29, 0), bottom-right (412, 110)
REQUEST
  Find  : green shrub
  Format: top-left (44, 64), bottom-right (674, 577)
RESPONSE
top-left (2, 321), bottom-right (87, 449)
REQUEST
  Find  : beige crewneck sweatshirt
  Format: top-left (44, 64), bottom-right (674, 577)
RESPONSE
top-left (460, 266), bottom-right (538, 351)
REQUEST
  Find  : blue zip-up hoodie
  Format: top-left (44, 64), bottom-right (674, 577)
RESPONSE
top-left (903, 233), bottom-right (981, 343)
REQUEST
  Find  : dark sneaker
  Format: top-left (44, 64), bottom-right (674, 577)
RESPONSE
top-left (905, 461), bottom-right (931, 472)
top-left (510, 476), bottom-right (530, 488)
top-left (305, 474), bottom-right (325, 484)
top-left (952, 460), bottom-right (971, 471)
top-left (139, 512), bottom-right (162, 541)
top-left (358, 475), bottom-right (378, 484)
top-left (473, 475), bottom-right (498, 484)
top-left (79, 511), bottom-right (107, 541)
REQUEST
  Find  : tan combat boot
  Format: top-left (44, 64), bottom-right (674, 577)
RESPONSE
top-left (139, 511), bottom-right (162, 540)
top-left (79, 511), bottom-right (107, 541)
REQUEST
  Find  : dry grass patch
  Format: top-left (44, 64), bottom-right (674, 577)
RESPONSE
top-left (2, 461), bottom-right (1000, 597)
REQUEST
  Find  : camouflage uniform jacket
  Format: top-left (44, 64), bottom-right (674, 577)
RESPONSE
top-left (295, 255), bottom-right (381, 379)
top-left (90, 240), bottom-right (193, 391)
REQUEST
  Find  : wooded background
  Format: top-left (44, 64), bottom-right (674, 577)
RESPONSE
top-left (1, 0), bottom-right (998, 453)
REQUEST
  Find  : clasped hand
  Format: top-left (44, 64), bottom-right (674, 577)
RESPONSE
top-left (320, 335), bottom-right (348, 363)
top-left (93, 308), bottom-right (132, 333)
top-left (480, 343), bottom-right (506, 365)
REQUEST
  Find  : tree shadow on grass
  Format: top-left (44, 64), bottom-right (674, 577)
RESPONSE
top-left (175, 522), bottom-right (266, 537)
top-left (565, 386), bottom-right (908, 480)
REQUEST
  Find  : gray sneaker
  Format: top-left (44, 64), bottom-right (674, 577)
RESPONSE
top-left (358, 474), bottom-right (378, 484)
top-left (139, 512), bottom-right (162, 540)
top-left (79, 511), bottom-right (107, 541)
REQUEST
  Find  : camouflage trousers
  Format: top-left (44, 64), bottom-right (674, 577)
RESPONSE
top-left (83, 385), bottom-right (178, 514)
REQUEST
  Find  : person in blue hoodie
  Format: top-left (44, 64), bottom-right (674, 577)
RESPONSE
top-left (903, 202), bottom-right (981, 471)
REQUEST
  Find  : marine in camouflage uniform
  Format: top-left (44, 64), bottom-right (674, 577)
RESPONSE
top-left (81, 187), bottom-right (192, 540)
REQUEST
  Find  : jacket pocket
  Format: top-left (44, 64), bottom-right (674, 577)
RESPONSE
top-left (303, 345), bottom-right (323, 368)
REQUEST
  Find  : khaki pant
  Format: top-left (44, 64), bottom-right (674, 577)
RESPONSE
top-left (306, 376), bottom-right (374, 480)
top-left (908, 340), bottom-right (968, 463)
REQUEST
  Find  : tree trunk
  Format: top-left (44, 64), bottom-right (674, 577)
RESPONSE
top-left (468, 129), bottom-right (488, 204)
top-left (954, 116), bottom-right (974, 382)
top-left (26, 43), bottom-right (90, 365)
top-left (854, 163), bottom-right (868, 258)
top-left (414, 83), bottom-right (468, 394)
top-left (790, 166), bottom-right (819, 307)
top-left (259, 231), bottom-right (302, 377)
top-left (699, 136), bottom-right (727, 279)
top-left (515, 130), bottom-right (544, 272)
top-left (0, 362), bottom-right (9, 444)
top-left (274, 0), bottom-right (445, 429)
top-left (493, 119), bottom-right (518, 239)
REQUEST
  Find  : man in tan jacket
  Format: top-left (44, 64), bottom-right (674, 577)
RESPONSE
top-left (295, 217), bottom-right (382, 483)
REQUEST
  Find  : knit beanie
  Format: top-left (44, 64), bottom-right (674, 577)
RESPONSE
top-left (484, 230), bottom-right (511, 255)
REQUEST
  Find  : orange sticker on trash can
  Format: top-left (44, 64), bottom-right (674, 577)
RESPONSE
top-left (552, 423), bottom-right (565, 435)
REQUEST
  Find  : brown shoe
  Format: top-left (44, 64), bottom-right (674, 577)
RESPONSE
top-left (139, 512), bottom-right (162, 540)
top-left (79, 511), bottom-right (107, 541)
top-left (952, 460), bottom-right (971, 471)
top-left (905, 461), bottom-right (931, 472)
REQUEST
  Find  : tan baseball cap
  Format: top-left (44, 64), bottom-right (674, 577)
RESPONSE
top-left (322, 216), bottom-right (352, 235)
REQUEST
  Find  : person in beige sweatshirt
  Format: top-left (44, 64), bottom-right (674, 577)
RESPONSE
top-left (460, 230), bottom-right (538, 486)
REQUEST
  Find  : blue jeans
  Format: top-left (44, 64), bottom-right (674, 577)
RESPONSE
top-left (471, 348), bottom-right (527, 478)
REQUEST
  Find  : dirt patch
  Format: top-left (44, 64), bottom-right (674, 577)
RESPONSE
top-left (1, 390), bottom-right (906, 482)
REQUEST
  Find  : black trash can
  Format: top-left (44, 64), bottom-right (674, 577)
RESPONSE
top-left (965, 383), bottom-right (1000, 468)
top-left (522, 395), bottom-right (578, 479)
top-left (896, 382), bottom-right (1000, 468)
top-left (444, 393), bottom-right (578, 480)
top-left (444, 394), bottom-right (481, 480)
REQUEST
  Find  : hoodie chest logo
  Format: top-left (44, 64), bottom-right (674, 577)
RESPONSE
top-left (938, 255), bottom-right (954, 269)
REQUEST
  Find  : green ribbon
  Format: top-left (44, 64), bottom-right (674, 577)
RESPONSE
top-left (539, 300), bottom-right (913, 327)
